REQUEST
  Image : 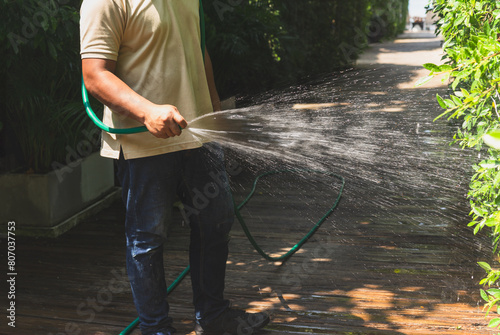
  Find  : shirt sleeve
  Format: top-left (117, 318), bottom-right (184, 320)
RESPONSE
top-left (80, 0), bottom-right (125, 60)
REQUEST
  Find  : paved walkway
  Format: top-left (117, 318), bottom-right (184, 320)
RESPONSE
top-left (357, 31), bottom-right (445, 88)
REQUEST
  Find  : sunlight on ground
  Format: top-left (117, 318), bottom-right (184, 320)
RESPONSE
top-left (292, 102), bottom-right (352, 110)
top-left (357, 32), bottom-right (448, 90)
top-left (292, 99), bottom-right (408, 113)
top-left (311, 258), bottom-right (332, 262)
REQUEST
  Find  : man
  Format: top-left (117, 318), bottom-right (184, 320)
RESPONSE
top-left (79, 1), bottom-right (270, 334)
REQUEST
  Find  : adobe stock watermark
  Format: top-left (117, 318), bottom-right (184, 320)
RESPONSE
top-left (46, 267), bottom-right (130, 335)
top-left (7, 0), bottom-right (71, 54)
top-left (340, 16), bottom-right (388, 64)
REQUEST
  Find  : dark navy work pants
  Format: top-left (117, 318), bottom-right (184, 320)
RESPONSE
top-left (117, 143), bottom-right (234, 335)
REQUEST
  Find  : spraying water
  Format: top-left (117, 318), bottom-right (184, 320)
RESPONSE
top-left (181, 66), bottom-right (490, 295)
top-left (186, 67), bottom-right (472, 229)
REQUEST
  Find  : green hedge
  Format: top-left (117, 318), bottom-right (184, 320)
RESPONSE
top-left (0, 0), bottom-right (94, 173)
top-left (204, 0), bottom-right (409, 98)
top-left (422, 0), bottom-right (500, 329)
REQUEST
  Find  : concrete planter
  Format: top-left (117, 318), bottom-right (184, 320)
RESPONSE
top-left (0, 152), bottom-right (119, 237)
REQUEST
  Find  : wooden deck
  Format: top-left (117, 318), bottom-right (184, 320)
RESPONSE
top-left (4, 167), bottom-right (498, 335)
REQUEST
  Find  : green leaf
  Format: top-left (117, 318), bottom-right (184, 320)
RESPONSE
top-left (423, 63), bottom-right (441, 72)
top-left (455, 15), bottom-right (466, 27)
top-left (438, 64), bottom-right (453, 72)
top-left (436, 94), bottom-right (447, 109)
top-left (484, 130), bottom-right (500, 150)
top-left (485, 218), bottom-right (500, 227)
top-left (486, 303), bottom-right (495, 317)
top-left (461, 88), bottom-right (470, 98)
top-left (488, 317), bottom-right (500, 328)
top-left (481, 288), bottom-right (490, 302)
top-left (485, 22), bottom-right (491, 37)
top-left (451, 95), bottom-right (463, 106)
top-left (415, 75), bottom-right (434, 87)
top-left (470, 15), bottom-right (480, 28)
top-left (479, 262), bottom-right (493, 272)
top-left (444, 99), bottom-right (456, 108)
top-left (489, 289), bottom-right (500, 297)
top-left (475, 69), bottom-right (482, 81)
top-left (474, 223), bottom-right (482, 235)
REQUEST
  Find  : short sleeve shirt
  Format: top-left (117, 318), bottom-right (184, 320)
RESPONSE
top-left (80, 0), bottom-right (213, 159)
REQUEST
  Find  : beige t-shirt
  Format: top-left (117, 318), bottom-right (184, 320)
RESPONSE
top-left (80, 0), bottom-right (212, 159)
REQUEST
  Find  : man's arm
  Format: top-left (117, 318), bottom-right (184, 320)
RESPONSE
top-left (204, 49), bottom-right (221, 112)
top-left (82, 58), bottom-right (187, 138)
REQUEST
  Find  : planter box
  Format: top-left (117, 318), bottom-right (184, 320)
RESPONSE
top-left (0, 152), bottom-right (119, 237)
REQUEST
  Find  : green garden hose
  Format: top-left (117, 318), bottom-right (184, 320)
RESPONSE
top-left (81, 74), bottom-right (149, 134)
top-left (236, 169), bottom-right (344, 262)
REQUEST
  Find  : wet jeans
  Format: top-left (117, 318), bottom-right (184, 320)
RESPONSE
top-left (116, 143), bottom-right (234, 335)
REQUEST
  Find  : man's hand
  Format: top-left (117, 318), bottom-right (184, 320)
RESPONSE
top-left (144, 104), bottom-right (188, 139)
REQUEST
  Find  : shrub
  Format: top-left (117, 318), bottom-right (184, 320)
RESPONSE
top-left (422, 0), bottom-right (500, 328)
top-left (204, 0), bottom-right (410, 98)
top-left (0, 0), bottom-right (95, 173)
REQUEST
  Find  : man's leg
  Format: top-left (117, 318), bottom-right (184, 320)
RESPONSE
top-left (117, 152), bottom-right (180, 335)
top-left (179, 143), bottom-right (234, 324)
top-left (180, 143), bottom-right (269, 335)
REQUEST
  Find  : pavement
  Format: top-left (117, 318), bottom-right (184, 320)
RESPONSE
top-left (357, 30), bottom-right (446, 89)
